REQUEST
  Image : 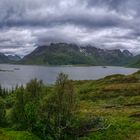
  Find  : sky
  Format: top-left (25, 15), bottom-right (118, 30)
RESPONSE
top-left (0, 0), bottom-right (140, 56)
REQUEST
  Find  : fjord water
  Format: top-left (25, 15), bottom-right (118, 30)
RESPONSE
top-left (0, 64), bottom-right (139, 88)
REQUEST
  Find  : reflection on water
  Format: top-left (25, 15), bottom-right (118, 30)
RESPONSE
top-left (0, 64), bottom-right (139, 88)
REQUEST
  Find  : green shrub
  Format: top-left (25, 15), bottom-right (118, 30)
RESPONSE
top-left (0, 97), bottom-right (6, 125)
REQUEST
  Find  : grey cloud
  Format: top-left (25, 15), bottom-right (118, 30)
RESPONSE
top-left (0, 0), bottom-right (140, 55)
top-left (0, 0), bottom-right (131, 29)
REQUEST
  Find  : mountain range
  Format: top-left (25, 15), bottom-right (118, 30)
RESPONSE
top-left (0, 43), bottom-right (140, 67)
top-left (0, 53), bottom-right (21, 64)
top-left (21, 43), bottom-right (134, 66)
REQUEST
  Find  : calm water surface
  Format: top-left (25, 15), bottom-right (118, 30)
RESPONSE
top-left (0, 64), bottom-right (139, 88)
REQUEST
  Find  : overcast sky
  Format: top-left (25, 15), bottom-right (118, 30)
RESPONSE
top-left (0, 0), bottom-right (140, 56)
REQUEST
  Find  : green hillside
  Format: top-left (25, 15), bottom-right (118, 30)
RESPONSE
top-left (0, 71), bottom-right (140, 140)
top-left (128, 54), bottom-right (140, 67)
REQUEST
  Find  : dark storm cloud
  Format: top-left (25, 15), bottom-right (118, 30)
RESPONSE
top-left (0, 0), bottom-right (122, 29)
top-left (86, 0), bottom-right (127, 10)
top-left (0, 0), bottom-right (140, 55)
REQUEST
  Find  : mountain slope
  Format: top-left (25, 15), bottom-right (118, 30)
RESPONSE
top-left (7, 55), bottom-right (21, 61)
top-left (128, 54), bottom-right (140, 67)
top-left (80, 46), bottom-right (133, 65)
top-left (21, 43), bottom-right (96, 65)
top-left (0, 53), bottom-right (11, 63)
top-left (21, 43), bottom-right (133, 66)
top-left (0, 53), bottom-right (21, 64)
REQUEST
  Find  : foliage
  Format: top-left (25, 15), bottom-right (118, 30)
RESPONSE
top-left (10, 87), bottom-right (26, 129)
top-left (0, 97), bottom-right (6, 125)
top-left (0, 72), bottom-right (140, 140)
top-left (11, 79), bottom-right (43, 130)
top-left (36, 73), bottom-right (78, 140)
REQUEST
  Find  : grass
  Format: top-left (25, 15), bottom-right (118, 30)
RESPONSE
top-left (74, 73), bottom-right (140, 140)
top-left (0, 129), bottom-right (41, 140)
